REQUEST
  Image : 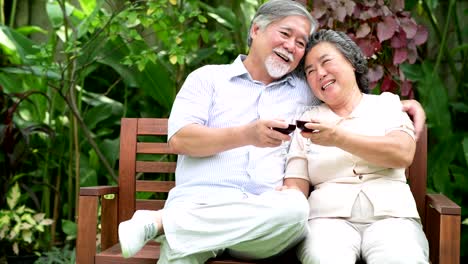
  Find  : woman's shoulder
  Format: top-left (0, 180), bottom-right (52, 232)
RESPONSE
top-left (365, 92), bottom-right (402, 107)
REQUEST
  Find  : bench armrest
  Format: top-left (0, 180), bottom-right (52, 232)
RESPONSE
top-left (425, 193), bottom-right (461, 264)
top-left (76, 185), bottom-right (119, 264)
top-left (80, 186), bottom-right (119, 196)
top-left (426, 193), bottom-right (461, 215)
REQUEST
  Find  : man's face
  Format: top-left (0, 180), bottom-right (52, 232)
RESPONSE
top-left (251, 16), bottom-right (311, 78)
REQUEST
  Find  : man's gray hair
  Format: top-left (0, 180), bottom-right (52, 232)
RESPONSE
top-left (306, 29), bottom-right (370, 93)
top-left (247, 0), bottom-right (317, 47)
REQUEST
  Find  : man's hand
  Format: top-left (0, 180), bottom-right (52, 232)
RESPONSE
top-left (401, 99), bottom-right (426, 141)
top-left (245, 119), bottom-right (291, 148)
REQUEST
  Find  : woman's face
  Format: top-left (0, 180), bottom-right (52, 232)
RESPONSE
top-left (303, 42), bottom-right (358, 106)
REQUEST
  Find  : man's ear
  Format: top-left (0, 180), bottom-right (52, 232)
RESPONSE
top-left (251, 23), bottom-right (260, 38)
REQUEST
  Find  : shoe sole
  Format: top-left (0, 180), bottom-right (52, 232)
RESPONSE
top-left (118, 221), bottom-right (133, 258)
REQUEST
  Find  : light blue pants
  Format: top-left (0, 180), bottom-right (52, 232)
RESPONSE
top-left (297, 192), bottom-right (429, 264)
top-left (156, 189), bottom-right (309, 264)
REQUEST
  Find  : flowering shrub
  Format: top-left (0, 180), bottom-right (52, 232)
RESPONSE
top-left (310, 0), bottom-right (428, 98)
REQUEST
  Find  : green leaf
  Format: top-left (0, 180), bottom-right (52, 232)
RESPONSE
top-left (22, 229), bottom-right (33, 243)
top-left (428, 135), bottom-right (458, 193)
top-left (80, 167), bottom-right (98, 187)
top-left (15, 26), bottom-right (47, 36)
top-left (99, 37), bottom-right (175, 111)
top-left (13, 242), bottom-right (19, 255)
top-left (33, 213), bottom-right (45, 222)
top-left (83, 104), bottom-right (113, 130)
top-left (46, 1), bottom-right (78, 29)
top-left (78, 0), bottom-right (101, 15)
top-left (62, 219), bottom-right (77, 237)
top-left (198, 15), bottom-right (208, 23)
top-left (40, 219), bottom-right (54, 226)
top-left (88, 148), bottom-right (99, 170)
top-left (0, 66), bottom-right (61, 80)
top-left (21, 214), bottom-right (36, 226)
top-left (0, 25), bottom-right (40, 63)
top-left (450, 43), bottom-right (468, 56)
top-left (7, 183), bottom-right (21, 210)
top-left (100, 138), bottom-right (120, 169)
top-left (411, 62), bottom-right (452, 135)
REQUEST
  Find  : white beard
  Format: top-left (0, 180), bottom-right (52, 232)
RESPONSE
top-left (265, 55), bottom-right (291, 78)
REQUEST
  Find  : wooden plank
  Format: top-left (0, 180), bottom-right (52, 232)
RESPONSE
top-left (425, 199), bottom-right (441, 264)
top-left (426, 194), bottom-right (462, 215)
top-left (118, 118), bottom-right (138, 223)
top-left (408, 126), bottom-right (427, 221)
top-left (425, 197), bottom-right (461, 264)
top-left (136, 161), bottom-right (176, 173)
top-left (96, 242), bottom-right (160, 264)
top-left (76, 196), bottom-right (99, 264)
top-left (96, 242), bottom-right (258, 264)
top-left (136, 181), bottom-right (175, 192)
top-left (438, 214), bottom-right (461, 264)
top-left (136, 199), bottom-right (166, 211)
top-left (80, 186), bottom-right (119, 196)
top-left (137, 118), bottom-right (168, 135)
top-left (101, 194), bottom-right (119, 251)
top-left (137, 142), bottom-right (173, 154)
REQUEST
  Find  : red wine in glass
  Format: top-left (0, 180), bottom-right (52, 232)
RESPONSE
top-left (296, 120), bottom-right (314, 132)
top-left (296, 120), bottom-right (320, 133)
top-left (273, 124), bottom-right (296, 135)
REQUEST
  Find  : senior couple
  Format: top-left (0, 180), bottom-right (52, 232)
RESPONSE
top-left (117, 0), bottom-right (429, 263)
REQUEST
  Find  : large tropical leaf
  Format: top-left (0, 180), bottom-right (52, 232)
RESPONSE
top-left (97, 37), bottom-right (175, 112)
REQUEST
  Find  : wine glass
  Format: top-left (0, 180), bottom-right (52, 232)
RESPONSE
top-left (295, 105), bottom-right (319, 153)
top-left (267, 108), bottom-right (297, 157)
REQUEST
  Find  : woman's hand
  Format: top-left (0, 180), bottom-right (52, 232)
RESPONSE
top-left (401, 99), bottom-right (426, 141)
top-left (301, 121), bottom-right (343, 147)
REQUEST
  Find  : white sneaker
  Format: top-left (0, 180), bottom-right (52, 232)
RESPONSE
top-left (118, 210), bottom-right (160, 258)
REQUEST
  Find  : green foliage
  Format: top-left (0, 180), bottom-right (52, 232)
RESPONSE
top-left (0, 183), bottom-right (53, 256)
top-left (0, 0), bottom-right (262, 254)
top-left (35, 244), bottom-right (75, 264)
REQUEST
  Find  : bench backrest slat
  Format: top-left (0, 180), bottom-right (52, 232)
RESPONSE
top-left (135, 161), bottom-right (177, 173)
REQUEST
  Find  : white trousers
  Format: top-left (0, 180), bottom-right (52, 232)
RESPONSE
top-left (156, 189), bottom-right (309, 264)
top-left (297, 192), bottom-right (429, 264)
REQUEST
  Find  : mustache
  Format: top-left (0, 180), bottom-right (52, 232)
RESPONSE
top-left (273, 48), bottom-right (294, 62)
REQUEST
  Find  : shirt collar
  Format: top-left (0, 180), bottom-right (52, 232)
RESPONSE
top-left (228, 55), bottom-right (297, 88)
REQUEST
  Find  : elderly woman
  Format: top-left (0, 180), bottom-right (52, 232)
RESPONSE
top-left (282, 29), bottom-right (429, 263)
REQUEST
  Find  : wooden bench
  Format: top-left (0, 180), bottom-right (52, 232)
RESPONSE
top-left (76, 118), bottom-right (461, 264)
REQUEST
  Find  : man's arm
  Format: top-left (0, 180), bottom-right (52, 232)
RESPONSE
top-left (169, 119), bottom-right (292, 157)
top-left (401, 99), bottom-right (426, 141)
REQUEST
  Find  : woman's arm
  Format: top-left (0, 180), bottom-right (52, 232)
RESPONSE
top-left (303, 124), bottom-right (416, 168)
top-left (334, 130), bottom-right (416, 168)
top-left (280, 178), bottom-right (311, 198)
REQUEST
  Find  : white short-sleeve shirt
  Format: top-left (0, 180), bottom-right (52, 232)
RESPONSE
top-left (285, 92), bottom-right (420, 219)
top-left (167, 55), bottom-right (320, 205)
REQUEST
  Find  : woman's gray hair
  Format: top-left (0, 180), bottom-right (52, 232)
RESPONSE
top-left (306, 29), bottom-right (370, 93)
top-left (247, 0), bottom-right (317, 47)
